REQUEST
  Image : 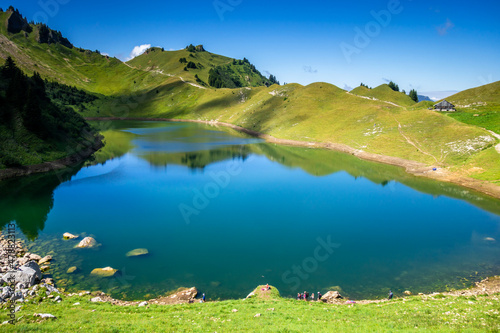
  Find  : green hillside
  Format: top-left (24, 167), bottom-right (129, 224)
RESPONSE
top-left (447, 80), bottom-right (500, 106)
top-left (127, 45), bottom-right (273, 88)
top-left (443, 81), bottom-right (500, 134)
top-left (351, 84), bottom-right (417, 107)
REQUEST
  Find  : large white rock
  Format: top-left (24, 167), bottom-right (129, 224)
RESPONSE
top-left (63, 232), bottom-right (78, 240)
top-left (1, 261), bottom-right (42, 288)
top-left (75, 237), bottom-right (97, 248)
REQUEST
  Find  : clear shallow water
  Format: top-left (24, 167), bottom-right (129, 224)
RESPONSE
top-left (1, 121), bottom-right (500, 301)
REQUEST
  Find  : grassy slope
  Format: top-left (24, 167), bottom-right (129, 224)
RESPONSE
top-left (1, 286), bottom-right (499, 332)
top-left (350, 84), bottom-right (417, 107)
top-left (444, 81), bottom-right (500, 134)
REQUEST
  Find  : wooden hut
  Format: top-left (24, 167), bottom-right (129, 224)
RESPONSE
top-left (434, 100), bottom-right (455, 112)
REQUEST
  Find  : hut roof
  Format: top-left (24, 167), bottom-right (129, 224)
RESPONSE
top-left (434, 100), bottom-right (455, 108)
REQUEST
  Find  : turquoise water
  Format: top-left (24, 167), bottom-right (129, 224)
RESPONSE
top-left (2, 121), bottom-right (500, 301)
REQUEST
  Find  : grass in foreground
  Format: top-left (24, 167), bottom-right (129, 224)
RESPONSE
top-left (1, 286), bottom-right (499, 332)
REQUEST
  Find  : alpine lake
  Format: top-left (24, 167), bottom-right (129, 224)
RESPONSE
top-left (1, 120), bottom-right (499, 301)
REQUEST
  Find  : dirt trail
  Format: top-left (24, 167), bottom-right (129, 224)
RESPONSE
top-left (391, 115), bottom-right (439, 163)
top-left (486, 130), bottom-right (500, 154)
top-left (346, 91), bottom-right (402, 107)
top-left (179, 76), bottom-right (207, 90)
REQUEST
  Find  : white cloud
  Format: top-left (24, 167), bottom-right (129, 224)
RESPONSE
top-left (303, 65), bottom-right (318, 74)
top-left (126, 44), bottom-right (151, 61)
top-left (436, 19), bottom-right (455, 36)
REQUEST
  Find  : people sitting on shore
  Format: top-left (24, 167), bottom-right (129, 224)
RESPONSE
top-left (317, 292), bottom-right (322, 301)
top-left (388, 290), bottom-right (393, 300)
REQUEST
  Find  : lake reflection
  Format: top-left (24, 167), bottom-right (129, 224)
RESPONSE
top-left (3, 121), bottom-right (500, 300)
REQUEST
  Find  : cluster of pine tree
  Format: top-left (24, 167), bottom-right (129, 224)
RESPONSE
top-left (388, 81), bottom-right (400, 92)
top-left (208, 66), bottom-right (242, 88)
top-left (44, 80), bottom-right (98, 109)
top-left (268, 74), bottom-right (279, 85)
top-left (208, 58), bottom-right (278, 88)
top-left (0, 57), bottom-right (97, 167)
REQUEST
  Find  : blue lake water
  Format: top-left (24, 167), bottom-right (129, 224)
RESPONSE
top-left (1, 120), bottom-right (499, 301)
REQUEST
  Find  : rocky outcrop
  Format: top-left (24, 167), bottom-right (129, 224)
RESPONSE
top-left (35, 23), bottom-right (73, 49)
top-left (5, 7), bottom-right (32, 34)
top-left (75, 237), bottom-right (98, 249)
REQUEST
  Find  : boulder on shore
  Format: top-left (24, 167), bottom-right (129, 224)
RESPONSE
top-left (320, 291), bottom-right (343, 303)
top-left (75, 237), bottom-right (97, 248)
top-left (63, 233), bottom-right (78, 240)
top-left (126, 248), bottom-right (149, 257)
top-left (1, 261), bottom-right (42, 288)
top-left (149, 287), bottom-right (198, 305)
top-left (90, 267), bottom-right (118, 278)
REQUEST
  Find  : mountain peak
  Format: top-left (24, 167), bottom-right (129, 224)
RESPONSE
top-left (5, 6), bottom-right (32, 34)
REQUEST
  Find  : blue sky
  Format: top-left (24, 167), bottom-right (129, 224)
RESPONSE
top-left (4, 0), bottom-right (500, 97)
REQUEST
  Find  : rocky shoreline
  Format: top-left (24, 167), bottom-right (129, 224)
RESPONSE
top-left (85, 117), bottom-right (500, 200)
top-left (0, 135), bottom-right (104, 181)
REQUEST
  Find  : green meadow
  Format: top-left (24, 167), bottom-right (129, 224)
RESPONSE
top-left (1, 286), bottom-right (499, 332)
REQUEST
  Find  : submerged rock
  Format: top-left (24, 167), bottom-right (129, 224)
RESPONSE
top-left (27, 253), bottom-right (42, 261)
top-left (67, 266), bottom-right (78, 274)
top-left (39, 255), bottom-right (52, 265)
top-left (63, 233), bottom-right (79, 240)
top-left (126, 248), bottom-right (149, 257)
top-left (90, 267), bottom-right (118, 278)
top-left (75, 237), bottom-right (97, 248)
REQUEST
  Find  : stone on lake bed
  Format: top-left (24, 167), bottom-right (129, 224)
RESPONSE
top-left (90, 267), bottom-right (118, 277)
top-left (126, 248), bottom-right (149, 257)
top-left (75, 237), bottom-right (98, 248)
top-left (63, 233), bottom-right (78, 240)
top-left (39, 255), bottom-right (52, 265)
top-left (67, 266), bottom-right (78, 274)
top-left (484, 237), bottom-right (496, 242)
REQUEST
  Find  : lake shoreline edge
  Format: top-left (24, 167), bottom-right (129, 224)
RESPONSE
top-left (0, 135), bottom-right (104, 181)
top-left (85, 117), bottom-right (500, 200)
